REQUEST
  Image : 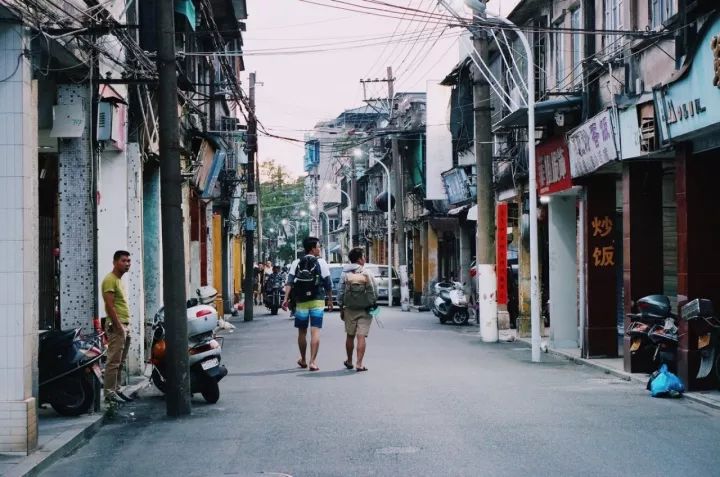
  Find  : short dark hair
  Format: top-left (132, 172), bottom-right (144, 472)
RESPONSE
top-left (113, 250), bottom-right (130, 261)
top-left (348, 247), bottom-right (364, 264)
top-left (303, 236), bottom-right (320, 253)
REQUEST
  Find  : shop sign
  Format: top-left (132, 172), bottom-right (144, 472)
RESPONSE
top-left (536, 137), bottom-right (572, 195)
top-left (654, 17), bottom-right (720, 144)
top-left (590, 215), bottom-right (615, 268)
top-left (496, 203), bottom-right (508, 305)
top-left (567, 110), bottom-right (618, 178)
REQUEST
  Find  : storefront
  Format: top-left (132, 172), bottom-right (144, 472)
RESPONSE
top-left (653, 13), bottom-right (720, 389)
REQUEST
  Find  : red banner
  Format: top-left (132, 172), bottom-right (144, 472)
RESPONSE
top-left (496, 203), bottom-right (508, 305)
top-left (536, 137), bottom-right (572, 195)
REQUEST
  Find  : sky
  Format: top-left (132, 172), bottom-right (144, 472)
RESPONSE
top-left (242, 0), bottom-right (520, 179)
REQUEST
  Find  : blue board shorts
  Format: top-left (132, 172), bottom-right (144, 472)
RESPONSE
top-left (294, 300), bottom-right (325, 329)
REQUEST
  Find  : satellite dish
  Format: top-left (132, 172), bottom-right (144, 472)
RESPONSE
top-left (374, 191), bottom-right (395, 212)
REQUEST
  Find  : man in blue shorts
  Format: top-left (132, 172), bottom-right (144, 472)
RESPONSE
top-left (282, 236), bottom-right (332, 371)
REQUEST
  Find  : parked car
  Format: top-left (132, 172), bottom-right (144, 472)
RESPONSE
top-left (363, 263), bottom-right (400, 306)
top-left (328, 263), bottom-right (343, 309)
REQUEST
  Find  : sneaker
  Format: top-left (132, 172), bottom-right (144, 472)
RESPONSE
top-left (117, 391), bottom-right (135, 402)
top-left (105, 391), bottom-right (127, 404)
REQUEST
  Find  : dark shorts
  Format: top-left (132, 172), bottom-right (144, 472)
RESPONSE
top-left (294, 305), bottom-right (324, 329)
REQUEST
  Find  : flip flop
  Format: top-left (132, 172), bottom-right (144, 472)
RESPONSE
top-left (297, 359), bottom-right (307, 369)
top-left (343, 360), bottom-right (354, 370)
top-left (356, 367), bottom-right (368, 372)
top-left (309, 364), bottom-right (320, 372)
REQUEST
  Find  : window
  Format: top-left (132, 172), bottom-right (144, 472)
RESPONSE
top-left (604, 0), bottom-right (624, 52)
top-left (651, 0), bottom-right (675, 29)
top-left (571, 8), bottom-right (582, 88)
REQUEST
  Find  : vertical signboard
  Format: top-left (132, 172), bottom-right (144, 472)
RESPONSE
top-left (496, 203), bottom-right (508, 305)
top-left (536, 137), bottom-right (572, 195)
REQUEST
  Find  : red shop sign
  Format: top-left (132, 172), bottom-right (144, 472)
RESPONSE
top-left (536, 137), bottom-right (572, 195)
top-left (496, 203), bottom-right (508, 305)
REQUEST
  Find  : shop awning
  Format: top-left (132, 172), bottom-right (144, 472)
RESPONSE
top-left (175, 0), bottom-right (196, 31)
top-left (493, 96), bottom-right (582, 130)
top-left (194, 134), bottom-right (228, 200)
top-left (466, 205), bottom-right (477, 221)
top-left (447, 204), bottom-right (471, 216)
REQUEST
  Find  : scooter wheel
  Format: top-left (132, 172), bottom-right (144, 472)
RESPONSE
top-left (50, 373), bottom-right (95, 416)
top-left (151, 368), bottom-right (167, 394)
top-left (452, 310), bottom-right (469, 326)
top-left (201, 380), bottom-right (220, 404)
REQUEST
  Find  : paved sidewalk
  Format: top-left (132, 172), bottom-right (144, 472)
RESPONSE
top-left (515, 336), bottom-right (720, 410)
top-left (0, 377), bottom-right (148, 477)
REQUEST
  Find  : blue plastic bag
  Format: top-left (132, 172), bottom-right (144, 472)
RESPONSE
top-left (648, 364), bottom-right (685, 398)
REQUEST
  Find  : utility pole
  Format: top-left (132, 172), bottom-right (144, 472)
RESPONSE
top-left (349, 164), bottom-right (358, 248)
top-left (471, 3), bottom-right (498, 342)
top-left (387, 66), bottom-right (410, 311)
top-left (243, 72), bottom-right (258, 322)
top-left (157, 0), bottom-right (191, 416)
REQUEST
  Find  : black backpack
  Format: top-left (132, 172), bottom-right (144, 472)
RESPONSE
top-left (293, 256), bottom-right (321, 302)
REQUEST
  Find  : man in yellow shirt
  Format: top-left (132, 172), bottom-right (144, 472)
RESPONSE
top-left (102, 250), bottom-right (133, 404)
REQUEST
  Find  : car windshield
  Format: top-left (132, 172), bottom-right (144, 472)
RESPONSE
top-left (364, 265), bottom-right (395, 279)
top-left (329, 267), bottom-right (343, 284)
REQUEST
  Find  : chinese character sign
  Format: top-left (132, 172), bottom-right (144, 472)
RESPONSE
top-left (536, 137), bottom-right (572, 195)
top-left (590, 215), bottom-right (615, 268)
top-left (496, 203), bottom-right (508, 305)
top-left (568, 110), bottom-right (619, 178)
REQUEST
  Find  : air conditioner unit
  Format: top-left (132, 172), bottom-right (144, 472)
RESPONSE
top-left (221, 116), bottom-right (240, 131)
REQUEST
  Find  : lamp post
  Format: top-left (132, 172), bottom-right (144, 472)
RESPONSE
top-left (362, 149), bottom-right (393, 308)
top-left (326, 184), bottom-right (354, 255)
top-left (444, 0), bottom-right (540, 362)
top-left (318, 210), bottom-right (331, 261)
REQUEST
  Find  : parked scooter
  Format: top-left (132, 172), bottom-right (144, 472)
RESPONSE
top-left (432, 281), bottom-right (470, 325)
top-left (680, 298), bottom-right (720, 385)
top-left (149, 286), bottom-right (228, 403)
top-left (39, 329), bottom-right (105, 416)
top-left (626, 295), bottom-right (678, 370)
top-left (263, 273), bottom-right (285, 315)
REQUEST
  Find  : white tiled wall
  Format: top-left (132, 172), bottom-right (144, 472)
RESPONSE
top-left (0, 22), bottom-right (39, 455)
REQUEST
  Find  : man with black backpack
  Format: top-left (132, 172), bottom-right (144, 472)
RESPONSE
top-left (282, 236), bottom-right (332, 371)
top-left (338, 247), bottom-right (377, 372)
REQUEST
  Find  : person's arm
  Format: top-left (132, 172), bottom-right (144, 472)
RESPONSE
top-left (102, 291), bottom-right (124, 331)
top-left (282, 261), bottom-right (297, 310)
top-left (320, 260), bottom-right (333, 307)
top-left (367, 272), bottom-right (378, 306)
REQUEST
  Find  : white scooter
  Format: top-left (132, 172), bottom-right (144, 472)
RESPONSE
top-left (149, 286), bottom-right (228, 403)
top-left (432, 282), bottom-right (470, 325)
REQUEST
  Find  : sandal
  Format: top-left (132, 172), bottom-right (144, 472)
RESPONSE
top-left (309, 364), bottom-right (320, 371)
top-left (343, 360), bottom-right (353, 370)
top-left (297, 359), bottom-right (307, 369)
top-left (356, 367), bottom-right (368, 372)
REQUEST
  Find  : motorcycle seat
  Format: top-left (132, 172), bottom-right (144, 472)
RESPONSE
top-left (40, 329), bottom-right (78, 347)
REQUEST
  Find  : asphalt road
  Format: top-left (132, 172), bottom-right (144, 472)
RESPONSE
top-left (40, 307), bottom-right (720, 477)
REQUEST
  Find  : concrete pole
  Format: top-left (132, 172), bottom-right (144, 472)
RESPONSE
top-left (157, 0), bottom-right (191, 415)
top-left (243, 73), bottom-right (257, 321)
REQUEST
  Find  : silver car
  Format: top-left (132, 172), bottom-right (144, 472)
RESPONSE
top-left (363, 263), bottom-right (399, 306)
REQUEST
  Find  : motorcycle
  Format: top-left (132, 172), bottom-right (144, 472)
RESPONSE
top-left (263, 274), bottom-right (285, 315)
top-left (626, 294), bottom-right (678, 371)
top-left (149, 286), bottom-right (228, 404)
top-left (39, 328), bottom-right (105, 416)
top-left (680, 298), bottom-right (720, 385)
top-left (432, 281), bottom-right (470, 325)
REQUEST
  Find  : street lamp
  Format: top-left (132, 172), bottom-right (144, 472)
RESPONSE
top-left (326, 183), bottom-right (354, 253)
top-left (368, 153), bottom-right (393, 308)
top-left (443, 0), bottom-right (541, 361)
top-left (318, 210), bottom-right (331, 260)
top-left (281, 219), bottom-right (298, 260)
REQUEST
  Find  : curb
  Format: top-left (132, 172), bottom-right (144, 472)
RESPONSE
top-left (3, 378), bottom-right (150, 477)
top-left (514, 337), bottom-right (720, 411)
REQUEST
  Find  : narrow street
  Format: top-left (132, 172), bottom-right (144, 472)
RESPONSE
top-left (41, 308), bottom-right (720, 477)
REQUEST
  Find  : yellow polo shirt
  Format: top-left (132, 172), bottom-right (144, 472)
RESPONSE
top-left (102, 272), bottom-right (130, 325)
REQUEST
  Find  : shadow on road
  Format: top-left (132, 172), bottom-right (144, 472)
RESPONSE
top-left (297, 369), bottom-right (357, 378)
top-left (230, 368), bottom-right (305, 377)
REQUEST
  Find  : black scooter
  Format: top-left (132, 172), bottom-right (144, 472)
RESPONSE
top-left (263, 274), bottom-right (285, 315)
top-left (681, 298), bottom-right (720, 385)
top-left (39, 329), bottom-right (105, 416)
top-left (626, 295), bottom-right (678, 370)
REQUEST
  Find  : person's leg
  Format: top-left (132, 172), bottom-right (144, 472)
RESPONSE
top-left (309, 327), bottom-right (321, 370)
top-left (116, 333), bottom-right (131, 391)
top-left (345, 334), bottom-right (354, 364)
top-left (104, 326), bottom-right (125, 396)
top-left (297, 327), bottom-right (308, 366)
top-left (356, 335), bottom-right (366, 369)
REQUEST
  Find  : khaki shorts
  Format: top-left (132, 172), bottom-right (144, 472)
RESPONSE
top-left (343, 308), bottom-right (372, 337)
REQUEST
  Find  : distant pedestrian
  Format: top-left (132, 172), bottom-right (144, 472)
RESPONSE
top-left (338, 247), bottom-right (377, 372)
top-left (282, 237), bottom-right (332, 371)
top-left (101, 250), bottom-right (134, 404)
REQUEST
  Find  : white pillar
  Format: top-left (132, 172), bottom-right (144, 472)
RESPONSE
top-left (126, 143), bottom-right (145, 372)
top-left (0, 22), bottom-right (38, 454)
top-left (548, 194), bottom-right (579, 348)
top-left (206, 205), bottom-right (214, 287)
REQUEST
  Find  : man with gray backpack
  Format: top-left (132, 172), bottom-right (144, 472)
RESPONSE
top-left (338, 247), bottom-right (378, 372)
